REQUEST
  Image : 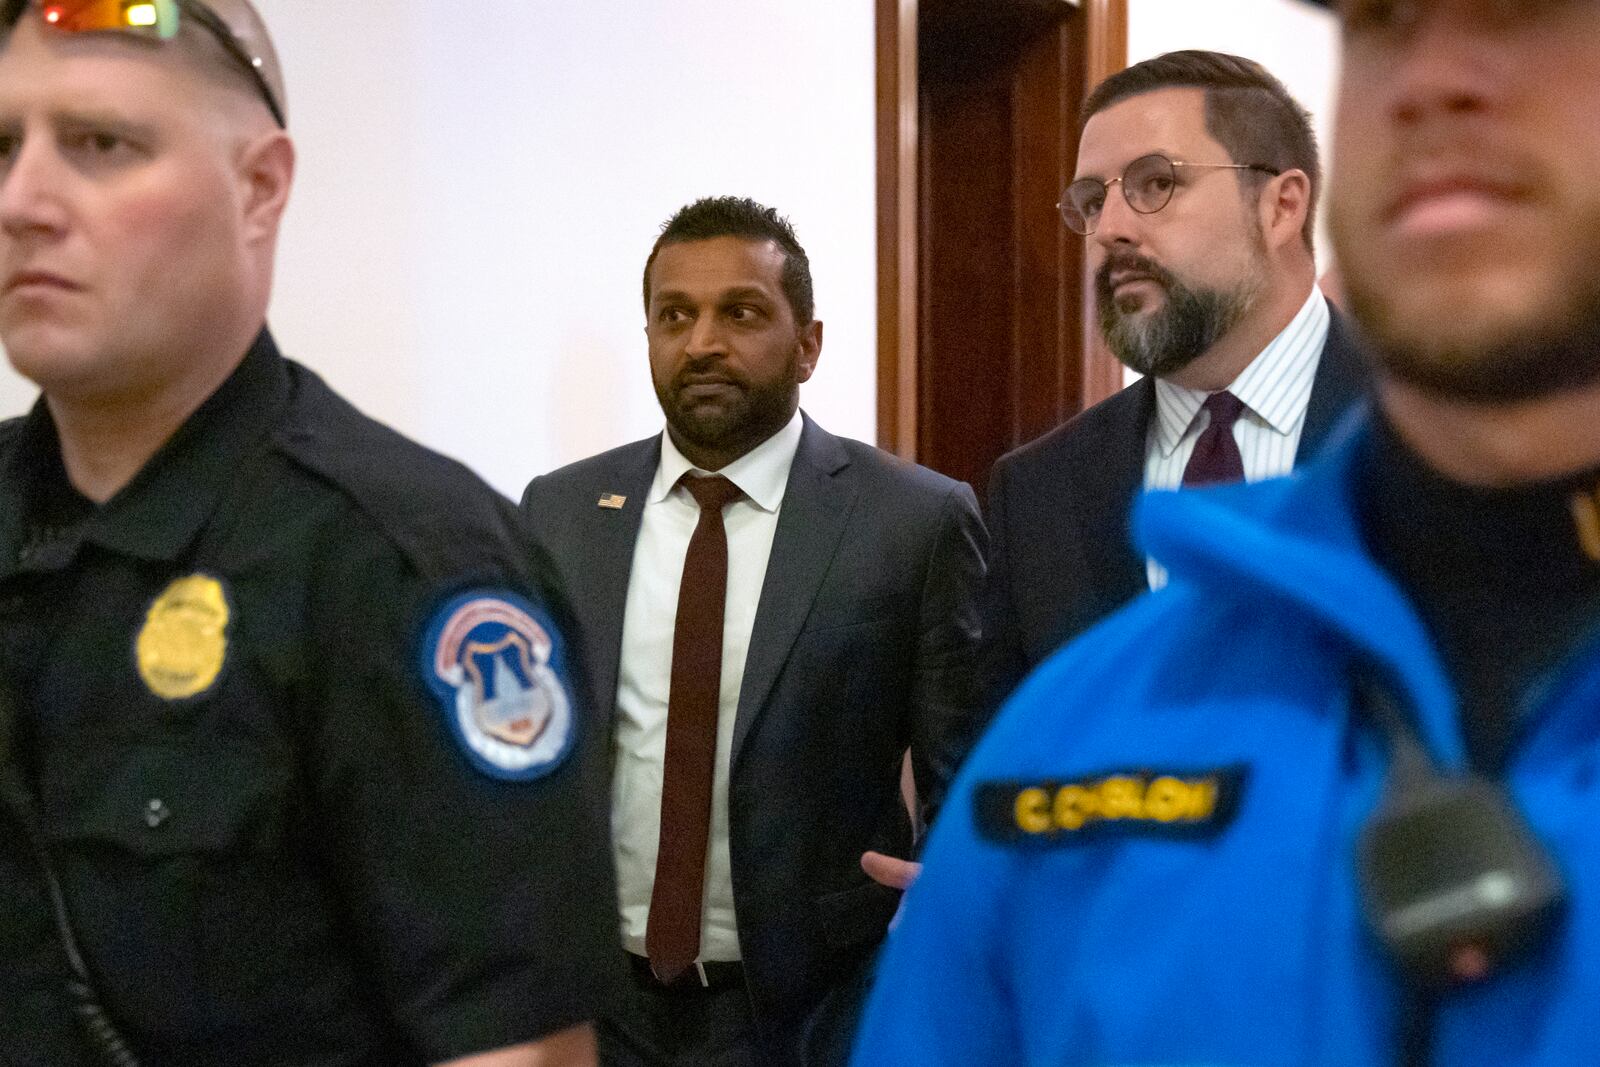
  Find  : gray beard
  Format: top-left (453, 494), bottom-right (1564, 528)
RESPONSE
top-left (1099, 272), bottom-right (1259, 379)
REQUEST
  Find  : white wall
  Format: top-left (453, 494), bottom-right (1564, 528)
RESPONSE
top-left (0, 1), bottom-right (878, 498)
top-left (1127, 0), bottom-right (1341, 265)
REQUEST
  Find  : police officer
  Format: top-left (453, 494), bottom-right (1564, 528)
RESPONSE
top-left (0, 2), bottom-right (618, 1064)
top-left (852, 0), bottom-right (1600, 1063)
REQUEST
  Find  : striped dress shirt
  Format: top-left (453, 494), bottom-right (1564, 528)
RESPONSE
top-left (1144, 287), bottom-right (1331, 589)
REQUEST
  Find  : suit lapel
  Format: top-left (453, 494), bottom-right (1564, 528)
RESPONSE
top-left (730, 415), bottom-right (855, 768)
top-left (1075, 378), bottom-right (1155, 613)
top-left (1298, 305), bottom-right (1368, 460)
top-left (582, 437), bottom-right (661, 725)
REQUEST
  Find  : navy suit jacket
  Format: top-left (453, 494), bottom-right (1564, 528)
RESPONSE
top-left (979, 303), bottom-right (1368, 715)
top-left (520, 413), bottom-right (985, 1065)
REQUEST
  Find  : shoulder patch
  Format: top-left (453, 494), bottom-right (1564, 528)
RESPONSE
top-left (422, 590), bottom-right (576, 781)
top-left (974, 766), bottom-right (1247, 846)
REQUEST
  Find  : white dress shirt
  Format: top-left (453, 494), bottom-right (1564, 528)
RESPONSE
top-left (612, 410), bottom-right (804, 961)
top-left (1144, 287), bottom-right (1331, 590)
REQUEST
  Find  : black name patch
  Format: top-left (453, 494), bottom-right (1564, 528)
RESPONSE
top-left (974, 767), bottom-right (1247, 846)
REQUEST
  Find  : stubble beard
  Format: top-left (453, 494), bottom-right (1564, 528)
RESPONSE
top-left (1338, 225), bottom-right (1600, 404)
top-left (1096, 250), bottom-right (1264, 379)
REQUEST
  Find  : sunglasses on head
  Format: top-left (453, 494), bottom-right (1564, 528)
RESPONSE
top-left (1, 0), bottom-right (285, 127)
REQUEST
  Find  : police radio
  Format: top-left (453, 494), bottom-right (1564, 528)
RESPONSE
top-left (1355, 674), bottom-right (1566, 986)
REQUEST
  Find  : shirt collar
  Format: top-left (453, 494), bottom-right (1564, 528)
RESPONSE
top-left (649, 409), bottom-right (804, 514)
top-left (0, 329), bottom-right (291, 576)
top-left (1151, 286), bottom-right (1331, 458)
top-left (1134, 407), bottom-right (1467, 773)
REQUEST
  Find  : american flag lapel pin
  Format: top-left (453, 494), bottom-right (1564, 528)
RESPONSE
top-left (598, 493), bottom-right (627, 510)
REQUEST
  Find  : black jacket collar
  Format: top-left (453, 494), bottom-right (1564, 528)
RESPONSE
top-left (0, 329), bottom-right (290, 578)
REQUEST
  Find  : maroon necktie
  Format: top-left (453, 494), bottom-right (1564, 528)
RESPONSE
top-left (1181, 391), bottom-right (1247, 487)
top-left (647, 473), bottom-right (744, 982)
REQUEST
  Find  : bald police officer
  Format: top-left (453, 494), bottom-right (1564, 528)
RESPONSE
top-left (0, 2), bottom-right (617, 1064)
top-left (852, 0), bottom-right (1600, 1063)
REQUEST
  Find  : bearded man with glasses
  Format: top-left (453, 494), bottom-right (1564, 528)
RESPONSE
top-left (0, 3), bottom-right (620, 1065)
top-left (977, 49), bottom-right (1368, 720)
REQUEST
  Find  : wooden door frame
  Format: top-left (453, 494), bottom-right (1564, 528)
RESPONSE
top-left (875, 0), bottom-right (1128, 463)
top-left (1077, 0), bottom-right (1129, 411)
top-left (876, 0), bottom-right (922, 460)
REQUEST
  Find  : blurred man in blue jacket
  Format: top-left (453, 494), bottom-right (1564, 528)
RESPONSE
top-left (852, 1), bottom-right (1600, 1063)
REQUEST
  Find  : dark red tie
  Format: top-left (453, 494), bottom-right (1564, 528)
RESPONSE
top-left (647, 473), bottom-right (744, 982)
top-left (1181, 391), bottom-right (1247, 487)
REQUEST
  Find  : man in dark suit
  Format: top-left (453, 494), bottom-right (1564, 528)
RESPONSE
top-left (982, 51), bottom-right (1367, 713)
top-left (521, 197), bottom-right (984, 1067)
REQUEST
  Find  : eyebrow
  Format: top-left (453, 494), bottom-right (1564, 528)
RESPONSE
top-left (0, 101), bottom-right (158, 140)
top-left (1074, 148), bottom-right (1180, 182)
top-left (652, 285), bottom-right (776, 306)
top-left (54, 108), bottom-right (161, 139)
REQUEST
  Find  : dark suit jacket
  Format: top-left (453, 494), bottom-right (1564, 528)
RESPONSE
top-left (979, 303), bottom-right (1367, 715)
top-left (520, 413), bottom-right (985, 1066)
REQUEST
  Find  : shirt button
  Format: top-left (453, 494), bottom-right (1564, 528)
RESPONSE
top-left (144, 799), bottom-right (171, 829)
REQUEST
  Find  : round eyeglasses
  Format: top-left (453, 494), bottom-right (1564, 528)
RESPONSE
top-left (1058, 153), bottom-right (1281, 236)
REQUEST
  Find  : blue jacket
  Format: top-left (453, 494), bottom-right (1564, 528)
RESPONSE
top-left (851, 415), bottom-right (1600, 1066)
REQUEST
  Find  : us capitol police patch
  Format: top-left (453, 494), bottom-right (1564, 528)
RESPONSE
top-left (422, 590), bottom-right (575, 781)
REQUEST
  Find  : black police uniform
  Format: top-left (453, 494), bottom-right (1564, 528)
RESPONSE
top-left (0, 331), bottom-right (621, 1066)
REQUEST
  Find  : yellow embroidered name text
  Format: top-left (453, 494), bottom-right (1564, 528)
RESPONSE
top-left (1011, 774), bottom-right (1219, 834)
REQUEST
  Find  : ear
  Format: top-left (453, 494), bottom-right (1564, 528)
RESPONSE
top-left (235, 131), bottom-right (295, 247)
top-left (1259, 168), bottom-right (1311, 254)
top-left (795, 319), bottom-right (823, 384)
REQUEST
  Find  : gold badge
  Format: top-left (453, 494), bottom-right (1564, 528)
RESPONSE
top-left (136, 574), bottom-right (230, 700)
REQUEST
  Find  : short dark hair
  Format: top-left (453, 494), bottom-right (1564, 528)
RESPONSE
top-left (1082, 50), bottom-right (1320, 252)
top-left (643, 196), bottom-right (815, 325)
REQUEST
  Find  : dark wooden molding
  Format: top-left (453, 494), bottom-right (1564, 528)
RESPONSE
top-left (1079, 0), bottom-right (1129, 408)
top-left (876, 0), bottom-right (1128, 488)
top-left (877, 0), bottom-right (920, 460)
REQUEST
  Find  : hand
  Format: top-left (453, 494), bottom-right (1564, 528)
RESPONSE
top-left (860, 850), bottom-right (922, 891)
top-left (434, 1023), bottom-right (597, 1067)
